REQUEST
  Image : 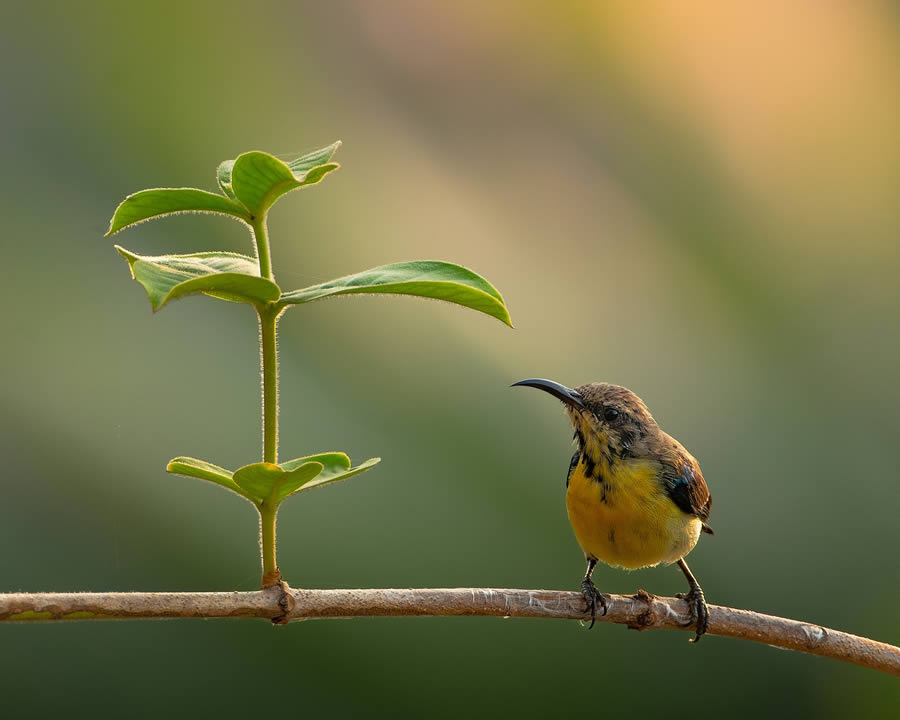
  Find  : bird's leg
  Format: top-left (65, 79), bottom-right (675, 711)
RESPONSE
top-left (581, 557), bottom-right (608, 629)
top-left (675, 558), bottom-right (709, 642)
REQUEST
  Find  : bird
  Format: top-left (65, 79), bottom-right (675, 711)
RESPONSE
top-left (512, 378), bottom-right (713, 641)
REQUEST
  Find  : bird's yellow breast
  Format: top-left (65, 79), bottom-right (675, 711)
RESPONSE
top-left (566, 457), bottom-right (701, 570)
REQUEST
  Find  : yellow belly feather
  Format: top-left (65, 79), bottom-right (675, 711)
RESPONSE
top-left (565, 458), bottom-right (700, 570)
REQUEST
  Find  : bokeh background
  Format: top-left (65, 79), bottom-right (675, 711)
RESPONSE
top-left (2, 1), bottom-right (898, 717)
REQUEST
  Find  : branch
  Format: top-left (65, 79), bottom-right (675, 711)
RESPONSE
top-left (2, 586), bottom-right (897, 676)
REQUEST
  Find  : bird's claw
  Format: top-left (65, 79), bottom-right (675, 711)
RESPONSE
top-left (581, 578), bottom-right (609, 629)
top-left (676, 587), bottom-right (709, 642)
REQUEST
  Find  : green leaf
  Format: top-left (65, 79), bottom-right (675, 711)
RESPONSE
top-left (279, 261), bottom-right (513, 326)
top-left (280, 451), bottom-right (351, 474)
top-left (284, 141), bottom-right (341, 175)
top-left (166, 457), bottom-right (245, 497)
top-left (271, 461), bottom-right (334, 501)
top-left (231, 463), bottom-right (282, 503)
top-left (115, 246), bottom-right (280, 311)
top-left (108, 143), bottom-right (341, 232)
top-left (106, 188), bottom-right (249, 235)
top-left (229, 149), bottom-right (340, 216)
top-left (216, 143), bottom-right (342, 210)
top-left (279, 453), bottom-right (380, 498)
top-left (232, 461), bottom-right (324, 504)
top-left (216, 160), bottom-right (237, 201)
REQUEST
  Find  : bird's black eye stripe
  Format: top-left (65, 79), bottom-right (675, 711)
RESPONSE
top-left (603, 407), bottom-right (620, 422)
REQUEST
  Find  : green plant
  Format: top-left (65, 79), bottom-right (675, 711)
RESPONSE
top-left (107, 142), bottom-right (512, 587)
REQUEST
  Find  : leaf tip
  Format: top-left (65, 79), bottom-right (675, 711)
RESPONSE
top-left (105, 204), bottom-right (126, 236)
top-left (113, 245), bottom-right (140, 280)
top-left (113, 244), bottom-right (135, 260)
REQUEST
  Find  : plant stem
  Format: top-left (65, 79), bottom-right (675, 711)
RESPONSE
top-left (252, 215), bottom-right (274, 281)
top-left (254, 209), bottom-right (280, 586)
top-left (259, 505), bottom-right (279, 585)
top-left (258, 305), bottom-right (279, 465)
top-left (257, 303), bottom-right (281, 585)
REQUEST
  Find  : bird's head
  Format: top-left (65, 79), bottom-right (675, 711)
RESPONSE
top-left (513, 378), bottom-right (658, 458)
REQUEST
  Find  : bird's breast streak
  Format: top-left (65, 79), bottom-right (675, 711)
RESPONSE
top-left (565, 459), bottom-right (701, 570)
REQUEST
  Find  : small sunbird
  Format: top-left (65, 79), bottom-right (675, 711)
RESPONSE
top-left (513, 378), bottom-right (713, 641)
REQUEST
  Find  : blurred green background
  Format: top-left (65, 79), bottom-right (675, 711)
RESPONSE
top-left (2, 1), bottom-right (898, 717)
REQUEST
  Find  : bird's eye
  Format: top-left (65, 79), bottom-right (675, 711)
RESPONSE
top-left (603, 407), bottom-right (620, 422)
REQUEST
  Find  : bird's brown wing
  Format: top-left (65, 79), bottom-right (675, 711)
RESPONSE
top-left (660, 444), bottom-right (713, 533)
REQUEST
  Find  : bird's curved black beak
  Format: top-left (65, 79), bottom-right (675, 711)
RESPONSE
top-left (512, 378), bottom-right (584, 409)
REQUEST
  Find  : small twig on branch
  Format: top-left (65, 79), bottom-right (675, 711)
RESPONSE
top-left (2, 586), bottom-right (897, 676)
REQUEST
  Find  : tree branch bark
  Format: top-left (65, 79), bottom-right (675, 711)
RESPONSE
top-left (2, 586), bottom-right (897, 676)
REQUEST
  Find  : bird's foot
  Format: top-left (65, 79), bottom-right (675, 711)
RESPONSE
top-left (581, 578), bottom-right (609, 629)
top-left (676, 586), bottom-right (709, 642)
